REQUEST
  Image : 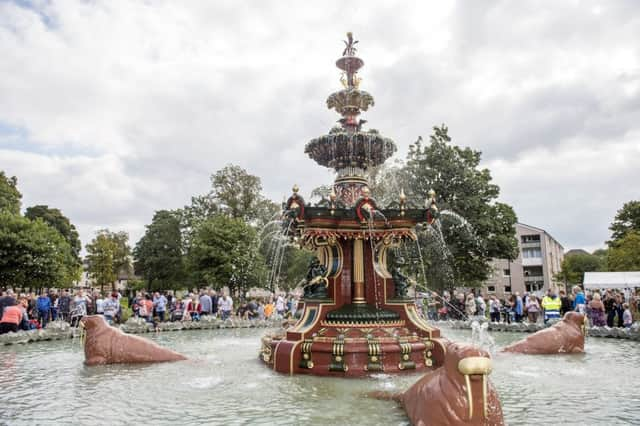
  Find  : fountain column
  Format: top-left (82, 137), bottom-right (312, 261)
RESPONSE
top-left (352, 238), bottom-right (366, 304)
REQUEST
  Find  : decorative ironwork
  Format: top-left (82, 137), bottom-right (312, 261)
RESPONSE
top-left (299, 339), bottom-right (314, 369)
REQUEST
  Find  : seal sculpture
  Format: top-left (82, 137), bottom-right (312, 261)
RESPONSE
top-left (502, 312), bottom-right (586, 355)
top-left (81, 315), bottom-right (187, 366)
top-left (371, 342), bottom-right (504, 426)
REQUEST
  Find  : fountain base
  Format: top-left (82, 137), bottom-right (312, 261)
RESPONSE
top-left (260, 301), bottom-right (446, 377)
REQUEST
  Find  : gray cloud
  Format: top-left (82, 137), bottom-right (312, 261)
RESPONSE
top-left (1, 0), bottom-right (639, 253)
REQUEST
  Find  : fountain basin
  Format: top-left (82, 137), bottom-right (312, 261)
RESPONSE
top-left (2, 327), bottom-right (639, 425)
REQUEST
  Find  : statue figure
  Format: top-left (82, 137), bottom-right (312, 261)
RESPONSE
top-left (342, 32), bottom-right (358, 56)
top-left (392, 267), bottom-right (410, 298)
top-left (303, 257), bottom-right (328, 299)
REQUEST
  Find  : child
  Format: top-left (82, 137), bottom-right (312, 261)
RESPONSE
top-left (623, 303), bottom-right (633, 328)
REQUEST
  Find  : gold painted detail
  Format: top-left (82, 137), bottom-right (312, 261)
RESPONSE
top-left (366, 337), bottom-right (383, 372)
top-left (353, 239), bottom-right (365, 304)
top-left (398, 341), bottom-right (416, 370)
top-left (457, 356), bottom-right (493, 420)
top-left (320, 320), bottom-right (405, 328)
top-left (329, 337), bottom-right (347, 372)
top-left (423, 338), bottom-right (434, 368)
top-left (260, 338), bottom-right (273, 364)
top-left (299, 339), bottom-right (314, 369)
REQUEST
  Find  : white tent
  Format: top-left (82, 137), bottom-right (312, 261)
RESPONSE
top-left (583, 271), bottom-right (640, 289)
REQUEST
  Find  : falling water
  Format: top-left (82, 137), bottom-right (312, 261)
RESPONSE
top-left (471, 320), bottom-right (496, 354)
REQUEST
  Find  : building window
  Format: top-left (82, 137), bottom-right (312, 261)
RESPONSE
top-left (505, 286), bottom-right (512, 293)
top-left (523, 266), bottom-right (543, 277)
top-left (487, 286), bottom-right (496, 292)
top-left (526, 282), bottom-right (544, 292)
top-left (522, 248), bottom-right (542, 258)
top-left (503, 269), bottom-right (511, 276)
top-left (521, 234), bottom-right (541, 243)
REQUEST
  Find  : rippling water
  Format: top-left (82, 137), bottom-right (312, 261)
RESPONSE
top-left (0, 327), bottom-right (638, 425)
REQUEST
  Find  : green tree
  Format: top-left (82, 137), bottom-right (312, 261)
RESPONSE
top-left (278, 247), bottom-right (315, 290)
top-left (133, 210), bottom-right (185, 291)
top-left (210, 164), bottom-right (278, 224)
top-left (607, 231), bottom-right (640, 271)
top-left (0, 212), bottom-right (75, 289)
top-left (211, 164), bottom-right (262, 221)
top-left (0, 171), bottom-right (22, 215)
top-left (86, 230), bottom-right (132, 292)
top-left (187, 215), bottom-right (267, 294)
top-left (180, 165), bottom-right (279, 248)
top-left (25, 205), bottom-right (82, 267)
top-left (403, 125), bottom-right (519, 290)
top-left (555, 252), bottom-right (604, 285)
top-left (608, 200), bottom-right (640, 244)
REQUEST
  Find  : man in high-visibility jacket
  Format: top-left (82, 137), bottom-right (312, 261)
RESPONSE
top-left (542, 290), bottom-right (562, 323)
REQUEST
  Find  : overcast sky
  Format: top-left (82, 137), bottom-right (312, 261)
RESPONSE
top-left (1, 0), bottom-right (639, 253)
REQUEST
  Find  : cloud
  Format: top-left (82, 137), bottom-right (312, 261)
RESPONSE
top-left (1, 0), bottom-right (639, 253)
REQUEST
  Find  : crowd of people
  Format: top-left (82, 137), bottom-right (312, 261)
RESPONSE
top-left (422, 286), bottom-right (639, 327)
top-left (2, 284), bottom-right (638, 335)
top-left (0, 286), bottom-right (301, 334)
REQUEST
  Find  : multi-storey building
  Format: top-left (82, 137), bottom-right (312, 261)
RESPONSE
top-left (482, 223), bottom-right (564, 298)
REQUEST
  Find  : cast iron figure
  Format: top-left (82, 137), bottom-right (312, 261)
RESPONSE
top-left (303, 257), bottom-right (328, 299)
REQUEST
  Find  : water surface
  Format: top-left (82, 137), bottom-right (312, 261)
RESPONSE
top-left (0, 327), bottom-right (638, 425)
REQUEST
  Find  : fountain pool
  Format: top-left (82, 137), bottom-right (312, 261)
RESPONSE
top-left (1, 327), bottom-right (638, 425)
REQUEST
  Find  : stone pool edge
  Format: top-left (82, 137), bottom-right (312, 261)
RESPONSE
top-left (0, 317), bottom-right (281, 346)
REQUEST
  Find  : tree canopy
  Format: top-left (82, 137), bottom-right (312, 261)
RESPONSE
top-left (608, 200), bottom-right (640, 244)
top-left (556, 251), bottom-right (604, 285)
top-left (187, 215), bottom-right (267, 293)
top-left (25, 205), bottom-right (82, 267)
top-left (402, 125), bottom-right (518, 290)
top-left (607, 231), bottom-right (640, 271)
top-left (0, 212), bottom-right (76, 288)
top-left (0, 171), bottom-right (22, 215)
top-left (133, 210), bottom-right (185, 291)
top-left (86, 230), bottom-right (132, 292)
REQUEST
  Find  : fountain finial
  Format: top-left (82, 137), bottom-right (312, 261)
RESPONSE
top-left (342, 32), bottom-right (358, 57)
top-left (292, 184), bottom-right (300, 194)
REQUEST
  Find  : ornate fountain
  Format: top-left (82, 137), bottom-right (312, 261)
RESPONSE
top-left (260, 33), bottom-right (446, 376)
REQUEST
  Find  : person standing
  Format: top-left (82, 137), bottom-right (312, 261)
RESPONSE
top-left (102, 293), bottom-right (118, 324)
top-left (199, 290), bottom-right (212, 317)
top-left (559, 290), bottom-right (572, 317)
top-left (219, 293), bottom-right (233, 320)
top-left (589, 293), bottom-right (606, 327)
top-left (465, 293), bottom-right (476, 317)
top-left (58, 290), bottom-right (71, 322)
top-left (542, 290), bottom-right (561, 323)
top-left (514, 292), bottom-right (524, 323)
top-left (489, 296), bottom-right (501, 322)
top-left (275, 294), bottom-right (286, 318)
top-left (615, 293), bottom-right (625, 328)
top-left (622, 303), bottom-right (633, 328)
top-left (210, 290), bottom-right (218, 317)
top-left (142, 294), bottom-right (154, 323)
top-left (49, 290), bottom-right (59, 321)
top-left (36, 291), bottom-right (51, 328)
top-left (572, 286), bottom-right (586, 314)
top-left (185, 294), bottom-right (201, 321)
top-left (95, 293), bottom-right (105, 316)
top-left (526, 295), bottom-right (540, 323)
top-left (476, 294), bottom-right (486, 318)
top-left (604, 290), bottom-right (616, 327)
top-left (153, 292), bottom-right (168, 322)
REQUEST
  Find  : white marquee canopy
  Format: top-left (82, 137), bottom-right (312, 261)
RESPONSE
top-left (583, 271), bottom-right (640, 289)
